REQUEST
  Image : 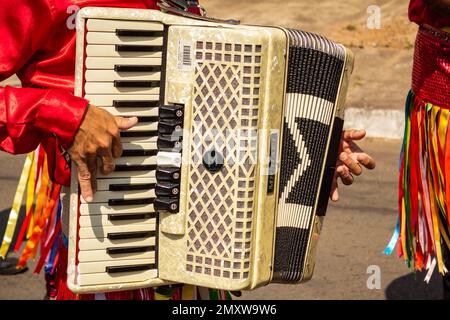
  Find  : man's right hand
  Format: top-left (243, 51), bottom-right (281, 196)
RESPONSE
top-left (68, 105), bottom-right (138, 202)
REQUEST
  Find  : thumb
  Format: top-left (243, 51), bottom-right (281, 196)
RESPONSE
top-left (115, 117), bottom-right (138, 130)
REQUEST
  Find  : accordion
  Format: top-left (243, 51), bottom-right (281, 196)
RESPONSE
top-left (68, 7), bottom-right (354, 293)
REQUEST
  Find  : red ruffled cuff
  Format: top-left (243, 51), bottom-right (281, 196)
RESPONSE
top-left (35, 89), bottom-right (89, 150)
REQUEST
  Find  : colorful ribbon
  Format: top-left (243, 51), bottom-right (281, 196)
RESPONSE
top-left (389, 91), bottom-right (450, 277)
top-left (0, 152), bottom-right (34, 258)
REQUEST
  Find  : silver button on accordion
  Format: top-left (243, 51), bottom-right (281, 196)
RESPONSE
top-left (68, 7), bottom-right (354, 293)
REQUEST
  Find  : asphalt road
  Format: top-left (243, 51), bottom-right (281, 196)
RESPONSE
top-left (0, 139), bottom-right (445, 300)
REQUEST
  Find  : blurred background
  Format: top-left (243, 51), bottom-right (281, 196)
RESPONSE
top-left (0, 0), bottom-right (444, 299)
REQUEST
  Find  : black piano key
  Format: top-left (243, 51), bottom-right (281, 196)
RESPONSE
top-left (108, 213), bottom-right (156, 221)
top-left (137, 116), bottom-right (159, 123)
top-left (115, 45), bottom-right (163, 53)
top-left (154, 197), bottom-right (179, 213)
top-left (113, 100), bottom-right (159, 108)
top-left (106, 264), bottom-right (156, 274)
top-left (158, 120), bottom-right (183, 134)
top-left (116, 29), bottom-right (164, 37)
top-left (109, 183), bottom-right (155, 191)
top-left (114, 164), bottom-right (157, 172)
top-left (114, 80), bottom-right (161, 88)
top-left (107, 231), bottom-right (156, 240)
top-left (120, 131), bottom-right (158, 138)
top-left (106, 246), bottom-right (155, 255)
top-left (114, 65), bottom-right (161, 73)
top-left (108, 198), bottom-right (155, 206)
top-left (155, 183), bottom-right (180, 197)
top-left (121, 149), bottom-right (158, 157)
top-left (157, 135), bottom-right (182, 151)
top-left (156, 167), bottom-right (181, 182)
top-left (159, 105), bottom-right (184, 120)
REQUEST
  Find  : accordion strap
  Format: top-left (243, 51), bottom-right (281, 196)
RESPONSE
top-left (157, 0), bottom-right (240, 25)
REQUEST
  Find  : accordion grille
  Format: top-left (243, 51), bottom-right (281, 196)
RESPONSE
top-left (185, 41), bottom-right (262, 280)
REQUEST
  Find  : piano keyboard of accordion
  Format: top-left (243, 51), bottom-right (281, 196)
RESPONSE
top-left (68, 7), bottom-right (353, 293)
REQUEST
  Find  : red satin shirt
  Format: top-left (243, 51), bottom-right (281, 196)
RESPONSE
top-left (0, 0), bottom-right (160, 185)
top-left (409, 0), bottom-right (450, 27)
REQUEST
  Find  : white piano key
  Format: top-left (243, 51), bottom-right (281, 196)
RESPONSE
top-left (97, 170), bottom-right (156, 179)
top-left (79, 224), bottom-right (155, 239)
top-left (127, 122), bottom-right (159, 132)
top-left (87, 19), bottom-right (164, 32)
top-left (80, 203), bottom-right (155, 216)
top-left (77, 258), bottom-right (156, 274)
top-left (85, 95), bottom-right (159, 107)
top-left (87, 32), bottom-right (163, 46)
top-left (77, 248), bottom-right (155, 263)
top-left (120, 136), bottom-right (157, 144)
top-left (79, 237), bottom-right (155, 252)
top-left (85, 69), bottom-right (161, 82)
top-left (96, 177), bottom-right (156, 191)
top-left (115, 156), bottom-right (157, 166)
top-left (86, 45), bottom-right (162, 58)
top-left (100, 107), bottom-right (158, 117)
top-left (84, 82), bottom-right (160, 95)
top-left (123, 142), bottom-right (157, 150)
top-left (86, 57), bottom-right (162, 69)
top-left (79, 214), bottom-right (156, 228)
top-left (78, 236), bottom-right (156, 251)
top-left (157, 152), bottom-right (182, 168)
top-left (81, 190), bottom-right (156, 204)
top-left (78, 269), bottom-right (158, 286)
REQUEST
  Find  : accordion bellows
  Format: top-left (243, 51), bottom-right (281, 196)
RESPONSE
top-left (68, 7), bottom-right (354, 293)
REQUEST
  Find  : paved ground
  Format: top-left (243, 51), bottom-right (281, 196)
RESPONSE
top-left (0, 139), bottom-right (445, 300)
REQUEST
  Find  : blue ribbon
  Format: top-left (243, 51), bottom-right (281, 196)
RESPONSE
top-left (384, 218), bottom-right (400, 255)
top-left (385, 93), bottom-right (411, 256)
top-left (45, 200), bottom-right (62, 274)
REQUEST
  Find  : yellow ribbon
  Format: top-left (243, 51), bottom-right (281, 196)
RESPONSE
top-left (154, 291), bottom-right (173, 300)
top-left (181, 285), bottom-right (196, 300)
top-left (27, 147), bottom-right (41, 239)
top-left (30, 156), bottom-right (50, 260)
top-left (24, 153), bottom-right (37, 227)
top-left (0, 152), bottom-right (34, 258)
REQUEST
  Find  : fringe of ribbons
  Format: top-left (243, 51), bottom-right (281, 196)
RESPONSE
top-left (0, 146), bottom-right (62, 274)
top-left (0, 146), bottom-right (232, 300)
top-left (385, 91), bottom-right (450, 278)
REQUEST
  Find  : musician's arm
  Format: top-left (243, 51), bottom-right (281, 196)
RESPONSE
top-left (423, 0), bottom-right (450, 15)
top-left (0, 0), bottom-right (137, 202)
top-left (0, 0), bottom-right (89, 154)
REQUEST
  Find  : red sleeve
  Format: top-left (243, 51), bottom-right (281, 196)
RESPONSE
top-left (0, 0), bottom-right (88, 155)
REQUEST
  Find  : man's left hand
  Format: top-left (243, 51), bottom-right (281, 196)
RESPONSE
top-left (330, 129), bottom-right (376, 202)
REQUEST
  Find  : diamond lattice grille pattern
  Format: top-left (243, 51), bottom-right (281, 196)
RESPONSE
top-left (186, 41), bottom-right (262, 280)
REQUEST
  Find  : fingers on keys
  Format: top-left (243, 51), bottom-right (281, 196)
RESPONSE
top-left (76, 158), bottom-right (94, 203)
top-left (99, 147), bottom-right (116, 175)
top-left (115, 116), bottom-right (138, 130)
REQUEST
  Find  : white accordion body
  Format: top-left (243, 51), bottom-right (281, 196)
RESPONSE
top-left (68, 7), bottom-right (354, 293)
